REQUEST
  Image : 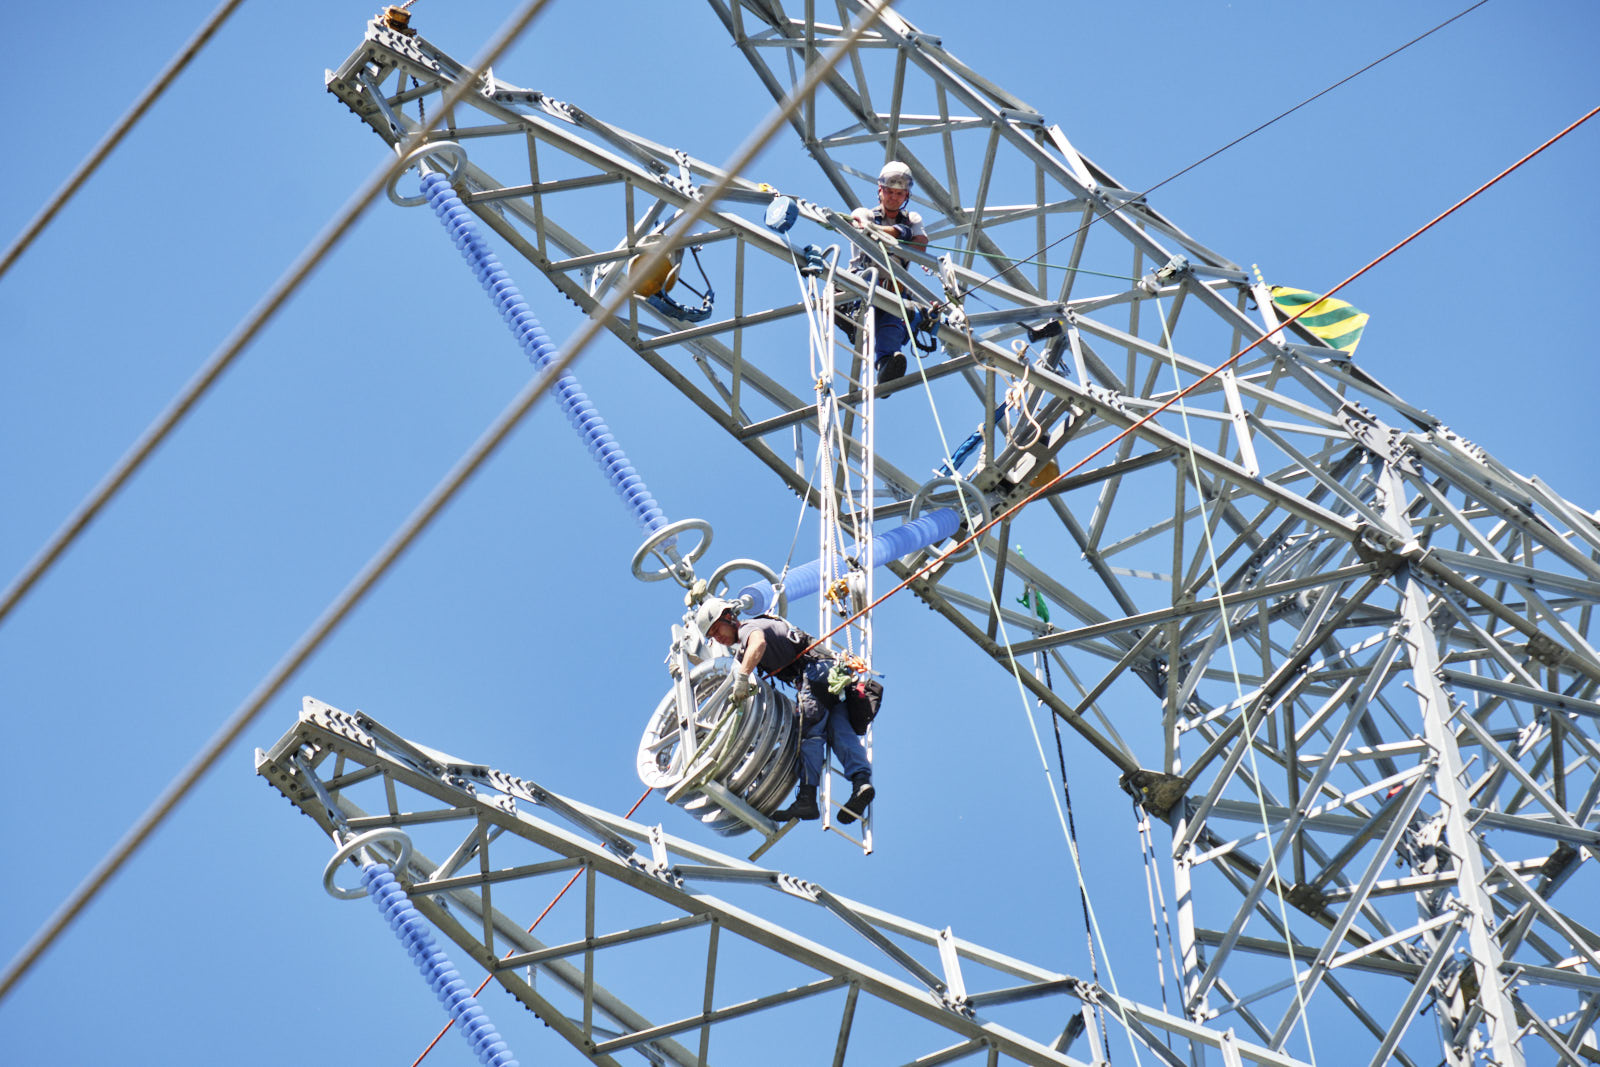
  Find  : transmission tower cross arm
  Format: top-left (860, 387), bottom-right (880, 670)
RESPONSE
top-left (319, 7), bottom-right (1600, 1063)
top-left (707, 7), bottom-right (1600, 1059)
top-left (259, 697), bottom-right (1319, 1067)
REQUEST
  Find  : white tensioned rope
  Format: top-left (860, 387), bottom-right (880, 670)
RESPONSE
top-left (815, 327), bottom-right (850, 652)
top-left (765, 245), bottom-right (839, 593)
top-left (1152, 293), bottom-right (1318, 1061)
top-left (1036, 651), bottom-right (1116, 1066)
top-left (900, 315), bottom-right (1141, 1063)
top-left (806, 256), bottom-right (862, 660)
top-left (851, 266), bottom-right (878, 830)
top-left (830, 259), bottom-right (888, 662)
top-left (798, 246), bottom-right (878, 840)
top-left (858, 271), bottom-right (878, 676)
top-left (876, 261), bottom-right (967, 484)
top-left (1134, 799), bottom-right (1178, 1013)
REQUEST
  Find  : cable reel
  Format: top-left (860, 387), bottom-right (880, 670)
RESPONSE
top-left (640, 557), bottom-right (802, 838)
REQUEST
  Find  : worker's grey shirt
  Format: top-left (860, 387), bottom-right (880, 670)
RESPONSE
top-left (735, 616), bottom-right (814, 684)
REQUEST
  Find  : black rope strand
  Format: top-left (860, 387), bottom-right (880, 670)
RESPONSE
top-left (1134, 795), bottom-right (1179, 1014)
top-left (953, 0), bottom-right (1493, 305)
top-left (1042, 653), bottom-right (1114, 1066)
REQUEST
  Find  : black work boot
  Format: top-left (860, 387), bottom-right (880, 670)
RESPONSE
top-left (772, 784), bottom-right (819, 822)
top-left (836, 777), bottom-right (875, 825)
top-left (875, 352), bottom-right (907, 383)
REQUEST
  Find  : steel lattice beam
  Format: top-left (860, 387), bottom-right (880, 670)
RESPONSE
top-left (259, 697), bottom-right (1310, 1067)
top-left (303, 7), bottom-right (1600, 1064)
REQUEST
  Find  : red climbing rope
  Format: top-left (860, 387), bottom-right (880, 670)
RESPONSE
top-left (411, 785), bottom-right (655, 1066)
top-left (816, 102), bottom-right (1600, 651)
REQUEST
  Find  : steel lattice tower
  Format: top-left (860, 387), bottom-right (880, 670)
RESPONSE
top-left (264, 6), bottom-right (1600, 1064)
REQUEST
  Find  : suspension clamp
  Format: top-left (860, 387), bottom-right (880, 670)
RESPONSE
top-left (1119, 768), bottom-right (1186, 817)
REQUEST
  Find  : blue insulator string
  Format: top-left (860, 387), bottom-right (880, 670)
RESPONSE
top-left (420, 169), bottom-right (669, 537)
top-left (360, 863), bottom-right (520, 1067)
top-left (736, 507), bottom-right (961, 614)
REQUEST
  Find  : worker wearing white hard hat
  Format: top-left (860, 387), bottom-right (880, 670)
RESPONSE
top-left (847, 160), bottom-right (928, 382)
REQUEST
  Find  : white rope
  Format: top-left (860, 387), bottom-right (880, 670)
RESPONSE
top-left (894, 313), bottom-right (1142, 1064)
top-left (1134, 799), bottom-right (1181, 1013)
top-left (881, 265), bottom-right (967, 483)
top-left (1153, 294), bottom-right (1318, 1062)
top-left (771, 239), bottom-right (841, 593)
top-left (806, 252), bottom-right (861, 659)
top-left (793, 240), bottom-right (880, 844)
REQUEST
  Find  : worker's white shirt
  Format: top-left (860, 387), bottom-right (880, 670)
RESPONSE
top-left (849, 205), bottom-right (926, 273)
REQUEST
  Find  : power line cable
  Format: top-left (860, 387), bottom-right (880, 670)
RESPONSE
top-left (952, 0), bottom-right (1492, 304)
top-left (0, 0), bottom-right (897, 1005)
top-left (0, 5), bottom-right (537, 632)
top-left (0, 0), bottom-right (558, 998)
top-left (814, 100), bottom-right (1600, 681)
top-left (0, 0), bottom-right (251, 283)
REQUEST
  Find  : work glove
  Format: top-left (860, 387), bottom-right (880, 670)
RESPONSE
top-left (729, 668), bottom-right (754, 705)
top-left (827, 662), bottom-right (854, 696)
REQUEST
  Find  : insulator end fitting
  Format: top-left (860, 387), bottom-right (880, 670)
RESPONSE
top-left (382, 6), bottom-right (415, 35)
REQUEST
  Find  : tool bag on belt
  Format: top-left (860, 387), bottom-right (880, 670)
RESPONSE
top-left (845, 677), bottom-right (884, 735)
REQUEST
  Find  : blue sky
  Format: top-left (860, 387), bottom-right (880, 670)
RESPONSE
top-left (2, 2), bottom-right (1596, 1064)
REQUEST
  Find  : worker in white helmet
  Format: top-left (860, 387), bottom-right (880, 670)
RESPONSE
top-left (702, 598), bottom-right (877, 826)
top-left (848, 160), bottom-right (927, 382)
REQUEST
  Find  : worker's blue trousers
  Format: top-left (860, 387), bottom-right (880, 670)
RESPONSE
top-left (873, 314), bottom-right (907, 358)
top-left (797, 660), bottom-right (871, 786)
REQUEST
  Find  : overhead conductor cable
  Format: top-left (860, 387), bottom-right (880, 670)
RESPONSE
top-left (0, 0), bottom-right (896, 1004)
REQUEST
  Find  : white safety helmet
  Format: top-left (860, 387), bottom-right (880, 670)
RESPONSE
top-left (695, 597), bottom-right (741, 634)
top-left (878, 160), bottom-right (913, 192)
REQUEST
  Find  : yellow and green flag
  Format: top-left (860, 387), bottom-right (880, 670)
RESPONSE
top-left (1269, 286), bottom-right (1368, 354)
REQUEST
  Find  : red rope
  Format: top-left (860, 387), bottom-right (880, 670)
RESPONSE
top-left (410, 785), bottom-right (655, 1066)
top-left (812, 103), bottom-right (1600, 653)
top-left (408, 101), bottom-right (1599, 1063)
